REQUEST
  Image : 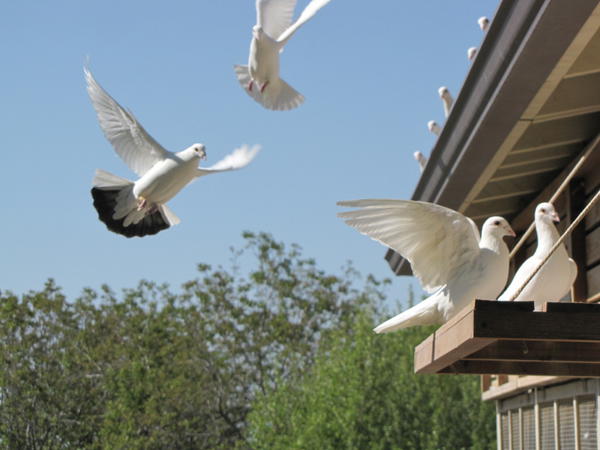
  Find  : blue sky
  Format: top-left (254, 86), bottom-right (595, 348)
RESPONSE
top-left (1, 0), bottom-right (499, 302)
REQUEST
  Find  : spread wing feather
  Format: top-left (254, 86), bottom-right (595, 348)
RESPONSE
top-left (338, 199), bottom-right (481, 293)
top-left (197, 145), bottom-right (260, 175)
top-left (85, 67), bottom-right (170, 177)
top-left (256, 0), bottom-right (297, 40)
top-left (277, 0), bottom-right (332, 44)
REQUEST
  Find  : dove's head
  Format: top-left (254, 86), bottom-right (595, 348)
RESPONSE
top-left (186, 143), bottom-right (206, 161)
top-left (438, 86), bottom-right (449, 98)
top-left (467, 47), bottom-right (478, 61)
top-left (478, 16), bottom-right (490, 31)
top-left (427, 120), bottom-right (438, 131)
top-left (252, 25), bottom-right (264, 39)
top-left (482, 216), bottom-right (516, 239)
top-left (413, 151), bottom-right (425, 162)
top-left (536, 202), bottom-right (560, 224)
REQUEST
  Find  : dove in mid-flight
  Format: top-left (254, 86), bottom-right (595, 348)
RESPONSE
top-left (234, 0), bottom-right (333, 111)
top-left (498, 202), bottom-right (577, 309)
top-left (85, 68), bottom-right (260, 238)
top-left (467, 47), bottom-right (478, 61)
top-left (338, 200), bottom-right (515, 332)
top-left (428, 120), bottom-right (442, 136)
top-left (438, 86), bottom-right (454, 117)
top-left (413, 151), bottom-right (428, 173)
top-left (478, 16), bottom-right (490, 32)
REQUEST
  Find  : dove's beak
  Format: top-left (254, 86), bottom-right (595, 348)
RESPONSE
top-left (506, 226), bottom-right (516, 238)
top-left (551, 212), bottom-right (560, 223)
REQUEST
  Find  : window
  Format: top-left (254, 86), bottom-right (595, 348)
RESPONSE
top-left (580, 397), bottom-right (597, 450)
top-left (497, 381), bottom-right (599, 450)
top-left (540, 403), bottom-right (555, 450)
top-left (558, 400), bottom-right (575, 448)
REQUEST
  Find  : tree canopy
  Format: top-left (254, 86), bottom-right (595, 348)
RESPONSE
top-left (0, 232), bottom-right (495, 449)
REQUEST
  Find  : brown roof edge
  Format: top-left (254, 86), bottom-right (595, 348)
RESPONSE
top-left (387, 0), bottom-right (600, 276)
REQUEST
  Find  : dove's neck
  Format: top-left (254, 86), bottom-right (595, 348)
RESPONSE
top-left (479, 233), bottom-right (509, 258)
top-left (535, 219), bottom-right (561, 255)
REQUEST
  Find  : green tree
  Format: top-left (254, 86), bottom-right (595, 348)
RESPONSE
top-left (0, 232), bottom-right (388, 449)
top-left (247, 313), bottom-right (496, 450)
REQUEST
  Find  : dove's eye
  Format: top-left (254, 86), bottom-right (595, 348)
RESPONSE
top-left (493, 220), bottom-right (500, 226)
top-left (540, 208), bottom-right (546, 213)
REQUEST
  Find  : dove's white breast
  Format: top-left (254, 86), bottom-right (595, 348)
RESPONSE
top-left (249, 29), bottom-right (280, 84)
top-left (443, 245), bottom-right (509, 320)
top-left (133, 158), bottom-right (197, 204)
top-left (509, 246), bottom-right (576, 306)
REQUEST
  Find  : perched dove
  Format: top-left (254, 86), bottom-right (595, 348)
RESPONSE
top-left (438, 86), bottom-right (454, 118)
top-left (478, 16), bottom-right (490, 32)
top-left (234, 0), bottom-right (332, 111)
top-left (413, 151), bottom-right (428, 173)
top-left (467, 47), bottom-right (478, 61)
top-left (428, 120), bottom-right (442, 136)
top-left (337, 200), bottom-right (515, 332)
top-left (85, 68), bottom-right (260, 238)
top-left (498, 202), bottom-right (578, 309)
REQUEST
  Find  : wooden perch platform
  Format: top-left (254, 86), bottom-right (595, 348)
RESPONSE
top-left (414, 300), bottom-right (600, 376)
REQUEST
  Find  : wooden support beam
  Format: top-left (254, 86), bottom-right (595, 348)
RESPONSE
top-left (466, 341), bottom-right (600, 363)
top-left (568, 178), bottom-right (589, 301)
top-left (440, 361), bottom-right (600, 376)
top-left (415, 300), bottom-right (600, 376)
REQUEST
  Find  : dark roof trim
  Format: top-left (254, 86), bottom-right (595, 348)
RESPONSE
top-left (387, 0), bottom-right (600, 275)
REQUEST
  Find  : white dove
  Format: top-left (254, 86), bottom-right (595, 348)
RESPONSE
top-left (337, 200), bottom-right (515, 332)
top-left (85, 68), bottom-right (260, 238)
top-left (438, 86), bottom-right (454, 118)
top-left (234, 0), bottom-right (332, 111)
top-left (478, 16), bottom-right (490, 32)
top-left (498, 202), bottom-right (578, 309)
top-left (428, 120), bottom-right (442, 136)
top-left (413, 151), bottom-right (428, 173)
top-left (467, 47), bottom-right (478, 61)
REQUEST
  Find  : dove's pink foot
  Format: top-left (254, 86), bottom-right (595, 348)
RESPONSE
top-left (260, 81), bottom-right (269, 93)
top-left (247, 80), bottom-right (254, 92)
top-left (137, 197), bottom-right (147, 211)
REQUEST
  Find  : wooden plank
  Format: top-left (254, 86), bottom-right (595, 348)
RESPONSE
top-left (585, 226), bottom-right (600, 266)
top-left (569, 178), bottom-right (589, 300)
top-left (481, 375), bottom-right (492, 392)
top-left (482, 375), bottom-right (574, 401)
top-left (584, 193), bottom-right (600, 229)
top-left (465, 340), bottom-right (600, 363)
top-left (414, 334), bottom-right (435, 370)
top-left (414, 307), bottom-right (495, 374)
top-left (509, 136), bottom-right (600, 233)
top-left (440, 361), bottom-right (600, 376)
top-left (541, 302), bottom-right (600, 313)
top-left (587, 264), bottom-right (600, 298)
top-left (473, 309), bottom-right (600, 341)
top-left (472, 299), bottom-right (534, 312)
top-left (538, 72), bottom-right (600, 119)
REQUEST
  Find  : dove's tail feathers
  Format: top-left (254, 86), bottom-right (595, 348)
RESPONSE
top-left (374, 294), bottom-right (443, 334)
top-left (91, 169), bottom-right (174, 238)
top-left (267, 78), bottom-right (304, 111)
top-left (233, 65), bottom-right (304, 111)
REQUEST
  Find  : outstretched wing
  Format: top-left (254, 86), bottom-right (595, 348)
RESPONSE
top-left (85, 67), bottom-right (170, 177)
top-left (277, 0), bottom-right (332, 44)
top-left (197, 145), bottom-right (261, 175)
top-left (256, 0), bottom-right (297, 40)
top-left (338, 199), bottom-right (481, 293)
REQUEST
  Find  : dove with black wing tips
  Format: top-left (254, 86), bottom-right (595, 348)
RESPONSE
top-left (85, 67), bottom-right (260, 238)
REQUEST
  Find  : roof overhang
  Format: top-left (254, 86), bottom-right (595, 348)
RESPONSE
top-left (387, 0), bottom-right (600, 276)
